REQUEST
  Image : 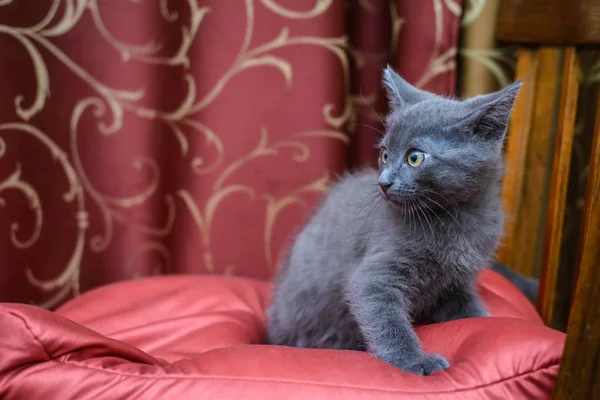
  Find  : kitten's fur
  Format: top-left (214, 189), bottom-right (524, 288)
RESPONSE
top-left (267, 66), bottom-right (521, 375)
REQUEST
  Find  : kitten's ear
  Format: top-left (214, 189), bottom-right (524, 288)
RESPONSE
top-left (458, 81), bottom-right (522, 141)
top-left (382, 65), bottom-right (436, 108)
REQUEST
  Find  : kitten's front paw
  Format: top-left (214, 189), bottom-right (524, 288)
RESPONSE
top-left (396, 353), bottom-right (450, 376)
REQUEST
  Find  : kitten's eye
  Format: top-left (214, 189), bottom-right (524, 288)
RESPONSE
top-left (407, 150), bottom-right (425, 167)
top-left (380, 148), bottom-right (388, 164)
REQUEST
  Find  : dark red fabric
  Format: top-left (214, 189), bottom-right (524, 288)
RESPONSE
top-left (0, 0), bottom-right (348, 307)
top-left (348, 0), bottom-right (392, 167)
top-left (392, 0), bottom-right (461, 95)
top-left (0, 270), bottom-right (564, 399)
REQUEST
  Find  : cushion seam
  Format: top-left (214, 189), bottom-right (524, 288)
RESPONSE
top-left (37, 358), bottom-right (559, 395)
top-left (9, 311), bottom-right (51, 361)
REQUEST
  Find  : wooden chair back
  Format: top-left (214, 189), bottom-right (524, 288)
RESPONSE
top-left (496, 1), bottom-right (600, 397)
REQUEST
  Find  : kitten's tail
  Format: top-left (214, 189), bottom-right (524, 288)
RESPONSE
top-left (489, 261), bottom-right (539, 305)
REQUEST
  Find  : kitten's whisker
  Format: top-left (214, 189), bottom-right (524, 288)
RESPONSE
top-left (416, 197), bottom-right (436, 243)
top-left (360, 90), bottom-right (386, 129)
top-left (409, 198), bottom-right (419, 236)
top-left (406, 200), bottom-right (413, 233)
top-left (411, 197), bottom-right (426, 237)
top-left (406, 200), bottom-right (412, 233)
top-left (418, 193), bottom-right (462, 228)
top-left (416, 194), bottom-right (450, 234)
top-left (419, 188), bottom-right (460, 218)
top-left (355, 123), bottom-right (385, 136)
top-left (419, 187), bottom-right (455, 205)
top-left (365, 197), bottom-right (382, 221)
top-left (423, 193), bottom-right (480, 236)
top-left (353, 191), bottom-right (380, 219)
top-left (358, 190), bottom-right (380, 203)
top-left (408, 198), bottom-right (418, 235)
top-left (410, 203), bottom-right (419, 235)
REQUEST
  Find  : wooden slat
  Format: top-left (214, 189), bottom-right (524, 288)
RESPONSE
top-left (553, 93), bottom-right (600, 400)
top-left (498, 48), bottom-right (537, 269)
top-left (512, 48), bottom-right (562, 276)
top-left (538, 48), bottom-right (580, 325)
top-left (499, 48), bottom-right (562, 277)
top-left (497, 0), bottom-right (600, 45)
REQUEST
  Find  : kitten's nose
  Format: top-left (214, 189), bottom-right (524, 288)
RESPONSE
top-left (379, 180), bottom-right (392, 193)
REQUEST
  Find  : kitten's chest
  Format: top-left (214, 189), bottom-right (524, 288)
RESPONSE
top-left (387, 211), bottom-right (498, 312)
top-left (397, 238), bottom-right (480, 314)
top-left (404, 254), bottom-right (471, 291)
top-left (397, 219), bottom-right (493, 274)
top-left (401, 263), bottom-right (472, 319)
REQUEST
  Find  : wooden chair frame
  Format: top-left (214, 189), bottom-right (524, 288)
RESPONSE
top-left (497, 1), bottom-right (600, 397)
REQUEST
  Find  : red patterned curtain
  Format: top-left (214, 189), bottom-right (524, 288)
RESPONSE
top-left (0, 0), bottom-right (462, 308)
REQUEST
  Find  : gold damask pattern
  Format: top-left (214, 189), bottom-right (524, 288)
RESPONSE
top-left (0, 0), bottom-right (463, 308)
top-left (0, 0), bottom-right (351, 308)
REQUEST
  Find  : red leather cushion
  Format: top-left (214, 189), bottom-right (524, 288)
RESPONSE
top-left (0, 270), bottom-right (564, 399)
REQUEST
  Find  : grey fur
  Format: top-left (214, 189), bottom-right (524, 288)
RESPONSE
top-left (267, 66), bottom-right (522, 375)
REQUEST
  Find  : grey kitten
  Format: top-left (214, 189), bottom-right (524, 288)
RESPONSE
top-left (266, 66), bottom-right (521, 375)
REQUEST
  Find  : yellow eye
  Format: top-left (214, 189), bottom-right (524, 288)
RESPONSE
top-left (380, 148), bottom-right (388, 164)
top-left (407, 150), bottom-right (425, 167)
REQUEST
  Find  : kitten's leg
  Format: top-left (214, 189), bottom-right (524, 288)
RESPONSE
top-left (345, 258), bottom-right (449, 375)
top-left (426, 286), bottom-right (489, 324)
top-left (267, 285), bottom-right (365, 351)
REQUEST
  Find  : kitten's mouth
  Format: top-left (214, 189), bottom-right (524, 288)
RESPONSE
top-left (379, 189), bottom-right (415, 210)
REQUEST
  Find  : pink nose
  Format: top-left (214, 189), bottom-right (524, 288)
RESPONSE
top-left (379, 181), bottom-right (392, 193)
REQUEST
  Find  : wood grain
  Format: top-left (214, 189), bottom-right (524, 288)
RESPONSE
top-left (497, 0), bottom-right (600, 45)
top-left (538, 48), bottom-right (580, 325)
top-left (498, 48), bottom-right (537, 269)
top-left (499, 48), bottom-right (562, 277)
top-left (553, 93), bottom-right (600, 400)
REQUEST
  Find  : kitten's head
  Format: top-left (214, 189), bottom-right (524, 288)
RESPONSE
top-left (378, 66), bottom-right (520, 211)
